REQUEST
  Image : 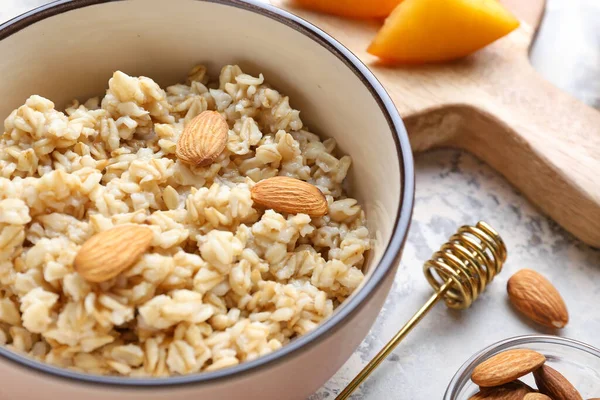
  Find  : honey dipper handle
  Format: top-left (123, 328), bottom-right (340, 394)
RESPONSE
top-left (407, 59), bottom-right (600, 247)
top-left (335, 281), bottom-right (451, 400)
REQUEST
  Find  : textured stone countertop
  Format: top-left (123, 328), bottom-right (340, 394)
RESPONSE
top-left (2, 1), bottom-right (600, 399)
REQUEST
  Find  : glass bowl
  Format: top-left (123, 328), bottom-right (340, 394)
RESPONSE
top-left (444, 335), bottom-right (600, 399)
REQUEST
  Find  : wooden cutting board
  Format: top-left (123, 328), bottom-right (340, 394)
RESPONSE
top-left (273, 0), bottom-right (600, 248)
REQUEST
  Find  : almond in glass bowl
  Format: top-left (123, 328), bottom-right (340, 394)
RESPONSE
top-left (444, 335), bottom-right (600, 399)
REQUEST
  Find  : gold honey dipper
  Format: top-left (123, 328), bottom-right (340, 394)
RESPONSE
top-left (336, 221), bottom-right (507, 400)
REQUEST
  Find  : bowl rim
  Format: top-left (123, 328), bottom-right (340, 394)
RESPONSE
top-left (0, 0), bottom-right (415, 388)
top-left (444, 334), bottom-right (600, 399)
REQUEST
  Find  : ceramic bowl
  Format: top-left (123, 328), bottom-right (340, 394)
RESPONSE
top-left (0, 0), bottom-right (414, 399)
top-left (445, 335), bottom-right (600, 399)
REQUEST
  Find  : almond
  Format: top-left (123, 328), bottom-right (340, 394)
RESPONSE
top-left (470, 381), bottom-right (534, 399)
top-left (507, 269), bottom-right (569, 329)
top-left (75, 225), bottom-right (153, 283)
top-left (524, 394), bottom-right (553, 400)
top-left (533, 365), bottom-right (583, 400)
top-left (176, 110), bottom-right (228, 166)
top-left (472, 349), bottom-right (546, 387)
top-left (251, 176), bottom-right (328, 216)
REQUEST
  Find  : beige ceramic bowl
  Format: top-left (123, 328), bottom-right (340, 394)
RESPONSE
top-left (0, 0), bottom-right (414, 399)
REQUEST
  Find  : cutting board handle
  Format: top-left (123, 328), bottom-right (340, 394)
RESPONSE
top-left (407, 58), bottom-right (600, 247)
top-left (271, 1), bottom-right (599, 247)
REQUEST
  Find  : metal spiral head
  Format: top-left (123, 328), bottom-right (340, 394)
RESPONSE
top-left (423, 221), bottom-right (507, 310)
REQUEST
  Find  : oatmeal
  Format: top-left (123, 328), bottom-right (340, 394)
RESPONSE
top-left (0, 65), bottom-right (370, 376)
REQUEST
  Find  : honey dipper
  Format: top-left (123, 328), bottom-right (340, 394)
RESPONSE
top-left (336, 221), bottom-right (507, 399)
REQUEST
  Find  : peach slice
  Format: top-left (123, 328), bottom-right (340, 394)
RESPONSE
top-left (368, 0), bottom-right (520, 63)
top-left (290, 0), bottom-right (402, 19)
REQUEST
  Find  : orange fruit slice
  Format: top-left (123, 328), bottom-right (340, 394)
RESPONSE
top-left (368, 0), bottom-right (520, 63)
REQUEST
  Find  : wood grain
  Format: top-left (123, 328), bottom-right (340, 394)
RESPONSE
top-left (274, 0), bottom-right (600, 247)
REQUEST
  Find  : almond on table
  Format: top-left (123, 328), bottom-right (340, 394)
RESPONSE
top-left (507, 269), bottom-right (569, 329)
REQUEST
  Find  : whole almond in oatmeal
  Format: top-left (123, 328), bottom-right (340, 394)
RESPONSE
top-left (176, 110), bottom-right (228, 166)
top-left (251, 176), bottom-right (328, 216)
top-left (0, 65), bottom-right (370, 377)
top-left (74, 225), bottom-right (153, 283)
top-left (471, 349), bottom-right (546, 387)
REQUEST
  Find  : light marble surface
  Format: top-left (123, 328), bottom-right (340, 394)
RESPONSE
top-left (2, 1), bottom-right (600, 399)
top-left (530, 0), bottom-right (600, 108)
